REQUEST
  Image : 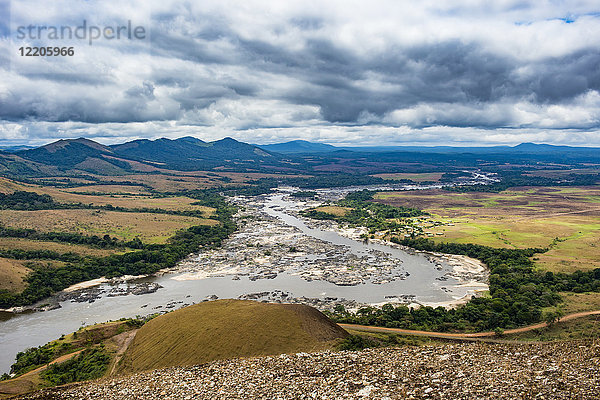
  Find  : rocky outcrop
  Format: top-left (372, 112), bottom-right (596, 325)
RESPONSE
top-left (18, 341), bottom-right (600, 399)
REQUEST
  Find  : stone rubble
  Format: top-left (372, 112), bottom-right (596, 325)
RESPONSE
top-left (55, 281), bottom-right (164, 304)
top-left (237, 290), bottom-right (361, 313)
top-left (19, 341), bottom-right (600, 399)
top-left (174, 192), bottom-right (482, 290)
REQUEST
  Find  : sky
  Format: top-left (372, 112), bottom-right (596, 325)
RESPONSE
top-left (1, 0), bottom-right (600, 147)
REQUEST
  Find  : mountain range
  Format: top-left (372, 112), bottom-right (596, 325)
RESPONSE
top-left (2, 137), bottom-right (282, 176)
top-left (0, 137), bottom-right (598, 178)
top-left (257, 140), bottom-right (600, 155)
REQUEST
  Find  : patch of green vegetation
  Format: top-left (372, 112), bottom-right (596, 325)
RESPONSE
top-left (41, 346), bottom-right (110, 385)
top-left (9, 342), bottom-right (75, 376)
top-left (0, 225), bottom-right (144, 249)
top-left (506, 315), bottom-right (600, 341)
top-left (8, 318), bottom-right (145, 377)
top-left (302, 190), bottom-right (426, 234)
top-left (291, 191), bottom-right (317, 198)
top-left (0, 190), bottom-right (215, 220)
top-left (325, 236), bottom-right (600, 333)
top-left (0, 191), bottom-right (58, 210)
top-left (444, 171), bottom-right (600, 193)
top-left (336, 333), bottom-right (429, 351)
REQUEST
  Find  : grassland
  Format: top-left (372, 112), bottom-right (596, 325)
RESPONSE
top-left (0, 177), bottom-right (226, 297)
top-left (313, 206), bottom-right (352, 217)
top-left (27, 169), bottom-right (293, 193)
top-left (118, 300), bottom-right (348, 374)
top-left (0, 238), bottom-right (121, 257)
top-left (64, 185), bottom-right (152, 194)
top-left (0, 177), bottom-right (216, 213)
top-left (376, 185), bottom-right (600, 329)
top-left (0, 259), bottom-right (72, 292)
top-left (0, 259), bottom-right (31, 292)
top-left (375, 186), bottom-right (600, 273)
top-left (0, 209), bottom-right (217, 244)
top-left (503, 315), bottom-right (600, 341)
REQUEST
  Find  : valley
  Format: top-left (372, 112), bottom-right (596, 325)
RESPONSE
top-left (5, 2), bottom-right (600, 396)
top-left (0, 137), bottom-right (598, 398)
top-left (0, 184), bottom-right (488, 376)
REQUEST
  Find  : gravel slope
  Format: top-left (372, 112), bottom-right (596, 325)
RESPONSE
top-left (18, 341), bottom-right (600, 399)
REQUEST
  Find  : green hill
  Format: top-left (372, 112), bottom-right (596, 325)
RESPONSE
top-left (110, 137), bottom-right (279, 170)
top-left (118, 300), bottom-right (348, 374)
top-left (12, 137), bottom-right (285, 175)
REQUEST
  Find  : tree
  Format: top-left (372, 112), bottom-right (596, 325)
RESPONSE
top-left (543, 309), bottom-right (564, 326)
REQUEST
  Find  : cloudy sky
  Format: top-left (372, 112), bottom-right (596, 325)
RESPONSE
top-left (1, 0), bottom-right (600, 147)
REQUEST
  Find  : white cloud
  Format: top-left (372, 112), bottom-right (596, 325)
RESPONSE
top-left (1, 0), bottom-right (600, 146)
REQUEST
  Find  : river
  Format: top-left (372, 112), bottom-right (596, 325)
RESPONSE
top-left (0, 185), bottom-right (489, 374)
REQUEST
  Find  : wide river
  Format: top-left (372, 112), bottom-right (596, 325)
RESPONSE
top-left (0, 186), bottom-right (488, 374)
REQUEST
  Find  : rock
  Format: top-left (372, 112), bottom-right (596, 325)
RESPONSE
top-left (17, 341), bottom-right (600, 400)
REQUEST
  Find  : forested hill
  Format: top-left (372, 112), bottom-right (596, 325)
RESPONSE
top-left (11, 137), bottom-right (285, 175)
top-left (2, 137), bottom-right (600, 179)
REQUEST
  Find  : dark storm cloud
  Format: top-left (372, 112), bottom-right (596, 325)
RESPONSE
top-left (524, 50), bottom-right (600, 103)
top-left (2, 0), bottom-right (600, 145)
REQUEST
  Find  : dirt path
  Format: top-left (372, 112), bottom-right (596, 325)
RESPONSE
top-left (108, 329), bottom-right (137, 376)
top-left (339, 310), bottom-right (600, 340)
top-left (17, 350), bottom-right (84, 379)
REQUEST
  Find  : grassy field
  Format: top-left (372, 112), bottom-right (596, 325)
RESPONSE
top-left (0, 258), bottom-right (31, 292)
top-left (0, 238), bottom-right (122, 257)
top-left (376, 185), bottom-right (600, 324)
top-left (503, 315), bottom-right (600, 341)
top-left (0, 177), bottom-right (216, 213)
top-left (0, 209), bottom-right (217, 244)
top-left (557, 292), bottom-right (600, 314)
top-left (118, 300), bottom-right (348, 374)
top-left (313, 205), bottom-right (352, 217)
top-left (64, 185), bottom-right (152, 194)
top-left (0, 177), bottom-right (226, 297)
top-left (375, 186), bottom-right (600, 273)
top-left (372, 172), bottom-right (444, 182)
top-left (35, 170), bottom-right (290, 193)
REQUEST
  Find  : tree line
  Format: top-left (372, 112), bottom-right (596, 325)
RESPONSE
top-left (329, 237), bottom-right (600, 332)
top-left (0, 226), bottom-right (143, 249)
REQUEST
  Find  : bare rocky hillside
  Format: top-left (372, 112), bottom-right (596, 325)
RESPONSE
top-left (18, 341), bottom-right (600, 399)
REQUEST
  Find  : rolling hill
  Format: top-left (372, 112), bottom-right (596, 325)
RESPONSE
top-left (14, 138), bottom-right (131, 174)
top-left (12, 137), bottom-right (285, 174)
top-left (5, 137), bottom-right (600, 178)
top-left (257, 140), bottom-right (338, 154)
top-left (111, 136), bottom-right (279, 170)
top-left (117, 300), bottom-right (349, 374)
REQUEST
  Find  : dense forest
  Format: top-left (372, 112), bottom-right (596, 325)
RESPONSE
top-left (0, 191), bottom-right (60, 210)
top-left (41, 346), bottom-right (110, 385)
